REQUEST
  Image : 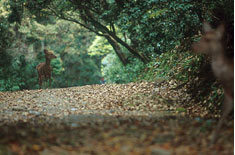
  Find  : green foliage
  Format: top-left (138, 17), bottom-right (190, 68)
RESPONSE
top-left (0, 53), bottom-right (38, 91)
top-left (136, 48), bottom-right (204, 84)
top-left (0, 1), bottom-right (13, 51)
top-left (102, 53), bottom-right (145, 83)
top-left (88, 36), bottom-right (113, 56)
top-left (55, 51), bottom-right (101, 87)
top-left (114, 0), bottom-right (233, 58)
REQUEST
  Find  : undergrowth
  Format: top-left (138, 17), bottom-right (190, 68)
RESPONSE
top-left (102, 46), bottom-right (224, 114)
top-left (137, 49), bottom-right (224, 114)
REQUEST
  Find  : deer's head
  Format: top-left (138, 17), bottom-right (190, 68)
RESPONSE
top-left (192, 23), bottom-right (225, 55)
top-left (44, 49), bottom-right (57, 60)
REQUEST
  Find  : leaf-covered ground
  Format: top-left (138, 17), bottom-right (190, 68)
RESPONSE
top-left (0, 82), bottom-right (233, 155)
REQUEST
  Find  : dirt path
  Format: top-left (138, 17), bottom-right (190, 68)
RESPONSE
top-left (0, 82), bottom-right (233, 154)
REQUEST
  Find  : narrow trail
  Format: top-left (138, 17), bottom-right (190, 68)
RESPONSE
top-left (0, 82), bottom-right (233, 154)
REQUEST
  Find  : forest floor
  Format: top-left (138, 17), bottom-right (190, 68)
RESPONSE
top-left (0, 81), bottom-right (233, 155)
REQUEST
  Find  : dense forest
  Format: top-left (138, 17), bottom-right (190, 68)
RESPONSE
top-left (0, 0), bottom-right (234, 103)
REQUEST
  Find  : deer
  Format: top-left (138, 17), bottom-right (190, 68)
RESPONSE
top-left (192, 22), bottom-right (234, 144)
top-left (36, 49), bottom-right (57, 88)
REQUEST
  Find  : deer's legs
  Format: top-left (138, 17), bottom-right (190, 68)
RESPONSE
top-left (211, 93), bottom-right (233, 144)
top-left (37, 72), bottom-right (42, 89)
top-left (38, 78), bottom-right (42, 89)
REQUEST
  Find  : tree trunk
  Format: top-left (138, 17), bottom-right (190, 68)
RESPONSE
top-left (105, 35), bottom-right (128, 66)
top-left (108, 32), bottom-right (149, 63)
top-left (51, 5), bottom-right (149, 64)
top-left (83, 11), bottom-right (149, 63)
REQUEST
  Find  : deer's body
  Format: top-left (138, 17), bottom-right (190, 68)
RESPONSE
top-left (192, 23), bottom-right (234, 144)
top-left (211, 52), bottom-right (234, 97)
top-left (36, 49), bottom-right (56, 88)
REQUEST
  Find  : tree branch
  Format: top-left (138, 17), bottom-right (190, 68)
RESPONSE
top-left (47, 6), bottom-right (105, 37)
